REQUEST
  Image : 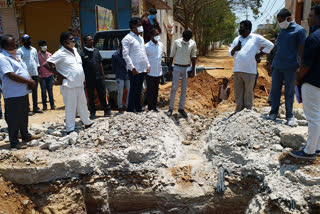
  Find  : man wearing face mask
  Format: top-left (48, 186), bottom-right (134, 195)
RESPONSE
top-left (80, 35), bottom-right (112, 119)
top-left (167, 30), bottom-right (197, 119)
top-left (290, 5), bottom-right (320, 160)
top-left (267, 9), bottom-right (306, 126)
top-left (38, 40), bottom-right (55, 111)
top-left (0, 35), bottom-right (41, 148)
top-left (145, 28), bottom-right (164, 112)
top-left (44, 31), bottom-right (93, 134)
top-left (122, 17), bottom-right (151, 113)
top-left (228, 20), bottom-right (274, 113)
top-left (141, 8), bottom-right (162, 43)
top-left (17, 34), bottom-right (43, 114)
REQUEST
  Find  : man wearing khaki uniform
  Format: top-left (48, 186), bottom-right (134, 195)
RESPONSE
top-left (229, 20), bottom-right (274, 112)
top-left (167, 30), bottom-right (197, 118)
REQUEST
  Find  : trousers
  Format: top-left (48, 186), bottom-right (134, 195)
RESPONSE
top-left (302, 83), bottom-right (320, 154)
top-left (116, 79), bottom-right (130, 109)
top-left (86, 79), bottom-right (110, 113)
top-left (61, 86), bottom-right (92, 132)
top-left (233, 72), bottom-right (256, 112)
top-left (146, 75), bottom-right (161, 110)
top-left (28, 75), bottom-right (40, 111)
top-left (127, 71), bottom-right (145, 112)
top-left (270, 68), bottom-right (296, 118)
top-left (4, 95), bottom-right (30, 146)
top-left (40, 75), bottom-right (54, 109)
top-left (169, 66), bottom-right (188, 110)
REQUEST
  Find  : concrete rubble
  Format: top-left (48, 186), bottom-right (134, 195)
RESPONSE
top-left (0, 108), bottom-right (319, 213)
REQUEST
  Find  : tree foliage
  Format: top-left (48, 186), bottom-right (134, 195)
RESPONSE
top-left (173, 0), bottom-right (263, 55)
top-left (256, 15), bottom-right (279, 41)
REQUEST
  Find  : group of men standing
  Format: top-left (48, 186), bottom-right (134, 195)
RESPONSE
top-left (0, 8), bottom-right (197, 148)
top-left (229, 6), bottom-right (320, 160)
top-left (1, 5), bottom-right (318, 160)
top-left (118, 9), bottom-right (196, 118)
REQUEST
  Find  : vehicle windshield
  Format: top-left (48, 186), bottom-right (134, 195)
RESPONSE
top-left (94, 30), bottom-right (130, 51)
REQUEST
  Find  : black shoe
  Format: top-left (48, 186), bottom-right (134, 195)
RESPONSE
top-left (11, 142), bottom-right (27, 149)
top-left (166, 109), bottom-right (173, 116)
top-left (89, 113), bottom-right (96, 120)
top-left (10, 141), bottom-right (19, 149)
top-left (178, 109), bottom-right (188, 119)
top-left (33, 108), bottom-right (43, 113)
top-left (51, 105), bottom-right (56, 110)
top-left (43, 106), bottom-right (47, 111)
top-left (118, 109), bottom-right (124, 114)
top-left (28, 111), bottom-right (35, 116)
top-left (104, 110), bottom-right (112, 117)
top-left (85, 122), bottom-right (94, 129)
top-left (153, 108), bottom-right (159, 112)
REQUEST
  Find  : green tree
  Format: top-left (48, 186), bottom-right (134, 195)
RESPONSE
top-left (174, 0), bottom-right (262, 31)
top-left (256, 15), bottom-right (279, 41)
top-left (173, 0), bottom-right (263, 55)
top-left (195, 0), bottom-right (237, 55)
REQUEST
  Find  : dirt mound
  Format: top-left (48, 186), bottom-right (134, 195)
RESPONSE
top-left (0, 177), bottom-right (37, 214)
top-left (159, 69), bottom-right (271, 115)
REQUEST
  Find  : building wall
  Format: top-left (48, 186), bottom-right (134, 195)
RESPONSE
top-left (79, 0), bottom-right (131, 37)
top-left (21, 0), bottom-right (75, 52)
top-left (0, 7), bottom-right (19, 39)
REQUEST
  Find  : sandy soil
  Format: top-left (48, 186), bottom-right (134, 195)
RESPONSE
top-left (0, 177), bottom-right (37, 214)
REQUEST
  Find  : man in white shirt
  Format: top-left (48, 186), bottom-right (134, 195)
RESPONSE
top-left (122, 17), bottom-right (150, 113)
top-left (167, 30), bottom-right (197, 118)
top-left (44, 31), bottom-right (92, 134)
top-left (17, 34), bottom-right (43, 114)
top-left (229, 20), bottom-right (274, 112)
top-left (0, 35), bottom-right (40, 148)
top-left (145, 28), bottom-right (164, 112)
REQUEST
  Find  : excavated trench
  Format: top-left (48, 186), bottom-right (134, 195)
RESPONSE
top-left (1, 109), bottom-right (319, 214)
top-left (19, 171), bottom-right (265, 214)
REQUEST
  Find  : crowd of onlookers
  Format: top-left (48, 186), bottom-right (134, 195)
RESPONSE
top-left (0, 6), bottom-right (319, 161)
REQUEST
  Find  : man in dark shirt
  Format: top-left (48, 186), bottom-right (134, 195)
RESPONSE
top-left (141, 8), bottom-right (162, 43)
top-left (267, 9), bottom-right (306, 126)
top-left (290, 5), bottom-right (320, 160)
top-left (112, 45), bottom-right (130, 114)
top-left (80, 35), bottom-right (112, 119)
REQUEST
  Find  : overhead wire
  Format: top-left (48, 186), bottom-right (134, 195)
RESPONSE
top-left (256, 0), bottom-right (272, 22)
top-left (258, 0), bottom-right (285, 25)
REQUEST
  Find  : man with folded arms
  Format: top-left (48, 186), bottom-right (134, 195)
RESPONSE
top-left (0, 35), bottom-right (40, 148)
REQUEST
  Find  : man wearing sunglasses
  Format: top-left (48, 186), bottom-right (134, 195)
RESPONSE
top-left (44, 31), bottom-right (93, 134)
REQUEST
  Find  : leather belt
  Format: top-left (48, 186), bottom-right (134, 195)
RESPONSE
top-left (174, 64), bottom-right (190, 67)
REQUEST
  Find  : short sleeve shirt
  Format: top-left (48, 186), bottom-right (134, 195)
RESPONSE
top-left (0, 51), bottom-right (31, 98)
top-left (302, 28), bottom-right (320, 88)
top-left (272, 22), bottom-right (306, 70)
top-left (170, 38), bottom-right (197, 65)
top-left (38, 52), bottom-right (53, 78)
top-left (47, 46), bottom-right (85, 88)
top-left (79, 48), bottom-right (103, 82)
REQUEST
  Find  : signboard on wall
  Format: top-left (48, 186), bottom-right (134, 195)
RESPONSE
top-left (96, 5), bottom-right (115, 31)
top-left (131, 0), bottom-right (144, 17)
top-left (0, 0), bottom-right (14, 8)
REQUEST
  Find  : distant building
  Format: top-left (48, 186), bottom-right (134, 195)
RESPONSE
top-left (286, 0), bottom-right (320, 34)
